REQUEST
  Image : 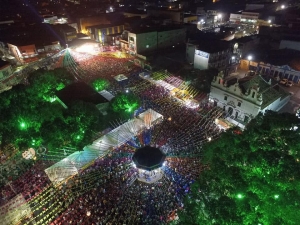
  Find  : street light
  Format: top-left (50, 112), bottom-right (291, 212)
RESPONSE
top-left (281, 5), bottom-right (285, 9)
top-left (247, 55), bottom-right (253, 70)
top-left (217, 14), bottom-right (222, 24)
top-left (268, 19), bottom-right (271, 23)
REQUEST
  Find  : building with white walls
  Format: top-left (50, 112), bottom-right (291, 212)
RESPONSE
top-left (209, 71), bottom-right (291, 128)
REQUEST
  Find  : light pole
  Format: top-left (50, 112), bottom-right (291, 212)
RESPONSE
top-left (247, 55), bottom-right (252, 71)
top-left (217, 14), bottom-right (222, 24)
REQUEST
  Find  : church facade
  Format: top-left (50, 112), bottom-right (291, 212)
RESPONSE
top-left (209, 71), bottom-right (291, 128)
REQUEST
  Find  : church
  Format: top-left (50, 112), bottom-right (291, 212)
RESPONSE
top-left (209, 71), bottom-right (291, 129)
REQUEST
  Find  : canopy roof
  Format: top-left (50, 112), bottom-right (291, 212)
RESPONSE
top-left (132, 146), bottom-right (166, 171)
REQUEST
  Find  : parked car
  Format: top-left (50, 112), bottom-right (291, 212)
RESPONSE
top-left (286, 81), bottom-right (293, 87)
top-left (279, 79), bottom-right (288, 85)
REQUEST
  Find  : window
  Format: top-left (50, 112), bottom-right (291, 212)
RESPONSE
top-left (237, 102), bottom-right (241, 107)
top-left (252, 91), bottom-right (255, 98)
top-left (224, 96), bottom-right (227, 101)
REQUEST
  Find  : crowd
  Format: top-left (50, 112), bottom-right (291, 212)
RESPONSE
top-left (0, 49), bottom-right (225, 225)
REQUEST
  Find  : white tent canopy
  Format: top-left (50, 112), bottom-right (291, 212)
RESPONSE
top-left (45, 109), bottom-right (163, 184)
top-left (0, 194), bottom-right (33, 225)
top-left (99, 90), bottom-right (115, 101)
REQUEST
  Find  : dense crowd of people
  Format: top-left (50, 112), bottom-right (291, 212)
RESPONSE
top-left (0, 49), bottom-right (224, 225)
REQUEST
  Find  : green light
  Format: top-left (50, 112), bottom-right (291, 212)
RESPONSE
top-left (20, 122), bottom-right (26, 129)
top-left (274, 195), bottom-right (279, 199)
top-left (49, 97), bottom-right (56, 103)
top-left (237, 194), bottom-right (243, 199)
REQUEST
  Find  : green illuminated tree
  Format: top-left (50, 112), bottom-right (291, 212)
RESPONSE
top-left (26, 68), bottom-right (73, 102)
top-left (179, 111), bottom-right (300, 225)
top-left (110, 92), bottom-right (140, 115)
top-left (91, 78), bottom-right (109, 91)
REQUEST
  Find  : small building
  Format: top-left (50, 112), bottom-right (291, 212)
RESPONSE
top-left (186, 40), bottom-right (231, 70)
top-left (209, 71), bottom-right (290, 129)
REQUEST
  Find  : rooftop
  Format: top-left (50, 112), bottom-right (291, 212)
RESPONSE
top-left (234, 35), bottom-right (258, 44)
top-left (86, 24), bottom-right (123, 30)
top-left (196, 40), bottom-right (230, 53)
top-left (266, 49), bottom-right (300, 71)
top-left (236, 75), bottom-right (289, 108)
top-left (56, 81), bottom-right (108, 107)
top-left (132, 146), bottom-right (166, 171)
top-left (130, 25), bottom-right (185, 34)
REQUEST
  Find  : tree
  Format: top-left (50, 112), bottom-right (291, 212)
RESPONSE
top-left (91, 78), bottom-right (109, 92)
top-left (109, 92), bottom-right (140, 115)
top-left (26, 68), bottom-right (73, 102)
top-left (179, 111), bottom-right (300, 225)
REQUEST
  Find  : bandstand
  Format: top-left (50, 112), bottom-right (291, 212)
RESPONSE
top-left (132, 146), bottom-right (166, 183)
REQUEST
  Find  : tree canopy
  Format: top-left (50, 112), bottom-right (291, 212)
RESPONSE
top-left (91, 78), bottom-right (109, 92)
top-left (109, 92), bottom-right (140, 115)
top-left (179, 111), bottom-right (300, 225)
top-left (0, 68), bottom-right (101, 156)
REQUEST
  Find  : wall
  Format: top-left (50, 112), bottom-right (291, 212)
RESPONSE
top-left (194, 50), bottom-right (209, 70)
top-left (230, 13), bottom-right (242, 23)
top-left (279, 40), bottom-right (300, 51)
top-left (210, 83), bottom-right (261, 121)
top-left (131, 32), bottom-right (157, 54)
top-left (78, 15), bottom-right (110, 33)
top-left (147, 10), bottom-right (183, 23)
top-left (262, 94), bottom-right (290, 112)
top-left (157, 28), bottom-right (186, 49)
top-left (95, 25), bottom-right (125, 44)
top-left (184, 16), bottom-right (197, 23)
top-left (186, 43), bottom-right (195, 64)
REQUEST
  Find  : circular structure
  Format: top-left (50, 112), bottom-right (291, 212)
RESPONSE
top-left (132, 146), bottom-right (166, 171)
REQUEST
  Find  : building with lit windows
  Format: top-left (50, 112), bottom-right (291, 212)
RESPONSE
top-left (186, 40), bottom-right (231, 70)
top-left (230, 11), bottom-right (260, 24)
top-left (209, 71), bottom-right (290, 128)
top-left (122, 26), bottom-right (186, 55)
top-left (87, 24), bottom-right (125, 45)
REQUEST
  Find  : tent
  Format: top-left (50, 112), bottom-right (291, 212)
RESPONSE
top-left (45, 148), bottom-right (99, 185)
top-left (45, 109), bottom-right (163, 185)
top-left (0, 194), bottom-right (33, 225)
